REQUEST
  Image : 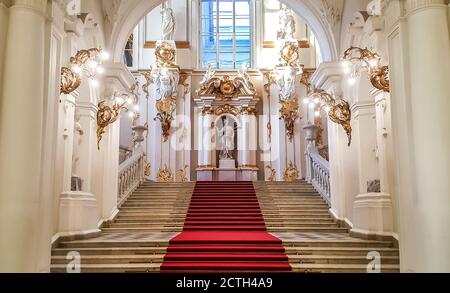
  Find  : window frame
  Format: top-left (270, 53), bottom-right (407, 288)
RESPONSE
top-left (199, 0), bottom-right (254, 69)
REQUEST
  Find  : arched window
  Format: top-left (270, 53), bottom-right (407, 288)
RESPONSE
top-left (200, 0), bottom-right (252, 69)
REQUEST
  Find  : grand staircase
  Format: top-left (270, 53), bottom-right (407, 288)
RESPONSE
top-left (51, 181), bottom-right (399, 273)
top-left (255, 182), bottom-right (400, 273)
top-left (51, 182), bottom-right (194, 272)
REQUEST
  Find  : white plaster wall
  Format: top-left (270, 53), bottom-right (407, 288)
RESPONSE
top-left (0, 3), bottom-right (8, 102)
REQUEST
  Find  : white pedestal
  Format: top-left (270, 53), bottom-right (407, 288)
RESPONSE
top-left (218, 169), bottom-right (237, 181)
top-left (197, 169), bottom-right (214, 181)
top-left (58, 191), bottom-right (100, 234)
top-left (351, 192), bottom-right (394, 238)
top-left (219, 159), bottom-right (236, 169)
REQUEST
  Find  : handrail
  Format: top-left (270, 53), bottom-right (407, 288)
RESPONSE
top-left (305, 146), bottom-right (331, 206)
top-left (117, 151), bottom-right (145, 207)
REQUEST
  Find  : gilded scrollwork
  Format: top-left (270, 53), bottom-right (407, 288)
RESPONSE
top-left (177, 165), bottom-right (189, 182)
top-left (96, 101), bottom-right (121, 150)
top-left (309, 89), bottom-right (352, 146)
top-left (370, 65), bottom-right (390, 93)
top-left (154, 97), bottom-right (177, 142)
top-left (156, 165), bottom-right (173, 182)
top-left (279, 97), bottom-right (300, 142)
top-left (60, 67), bottom-right (81, 95)
top-left (283, 161), bottom-right (299, 182)
top-left (343, 46), bottom-right (390, 92)
top-left (155, 41), bottom-right (178, 68)
top-left (266, 166), bottom-right (276, 182)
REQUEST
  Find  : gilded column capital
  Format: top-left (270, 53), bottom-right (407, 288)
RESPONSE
top-left (12, 0), bottom-right (47, 13)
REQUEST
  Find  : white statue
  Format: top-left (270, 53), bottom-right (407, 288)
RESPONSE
top-left (200, 64), bottom-right (216, 85)
top-left (152, 67), bottom-right (179, 99)
top-left (238, 63), bottom-right (251, 89)
top-left (72, 110), bottom-right (84, 177)
top-left (277, 67), bottom-right (297, 100)
top-left (278, 7), bottom-right (296, 40)
top-left (216, 117), bottom-right (235, 160)
top-left (161, 3), bottom-right (176, 40)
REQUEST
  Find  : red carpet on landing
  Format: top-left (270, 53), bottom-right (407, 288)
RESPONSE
top-left (161, 181), bottom-right (292, 272)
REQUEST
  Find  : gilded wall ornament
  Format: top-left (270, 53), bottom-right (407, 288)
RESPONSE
top-left (279, 97), bottom-right (300, 142)
top-left (155, 41), bottom-right (177, 68)
top-left (154, 97), bottom-right (177, 142)
top-left (343, 46), bottom-right (390, 92)
top-left (283, 161), bottom-right (299, 182)
top-left (142, 71), bottom-right (154, 99)
top-left (197, 70), bottom-right (256, 99)
top-left (177, 165), bottom-right (189, 182)
top-left (266, 166), bottom-right (276, 182)
top-left (156, 165), bottom-right (173, 182)
top-left (144, 160), bottom-right (151, 177)
top-left (96, 85), bottom-right (140, 150)
top-left (60, 67), bottom-right (81, 95)
top-left (96, 101), bottom-right (121, 150)
top-left (308, 89), bottom-right (352, 146)
top-left (60, 47), bottom-right (106, 95)
top-left (279, 41), bottom-right (301, 68)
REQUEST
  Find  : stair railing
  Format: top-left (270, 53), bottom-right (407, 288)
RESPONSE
top-left (117, 150), bottom-right (145, 207)
top-left (305, 144), bottom-right (331, 206)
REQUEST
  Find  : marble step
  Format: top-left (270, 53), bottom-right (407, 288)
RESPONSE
top-left (51, 254), bottom-right (164, 264)
top-left (283, 240), bottom-right (393, 248)
top-left (266, 227), bottom-right (348, 233)
top-left (59, 240), bottom-right (169, 249)
top-left (285, 247), bottom-right (400, 256)
top-left (51, 263), bottom-right (160, 273)
top-left (290, 263), bottom-right (399, 273)
top-left (288, 254), bottom-right (400, 265)
top-left (52, 247), bottom-right (167, 256)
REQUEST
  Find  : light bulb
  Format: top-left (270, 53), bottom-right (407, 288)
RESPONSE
top-left (303, 98), bottom-right (310, 105)
top-left (126, 97), bottom-right (133, 105)
top-left (348, 76), bottom-right (356, 85)
top-left (314, 97), bottom-right (320, 104)
top-left (72, 64), bottom-right (82, 75)
top-left (324, 106), bottom-right (331, 113)
top-left (315, 111), bottom-right (321, 117)
top-left (90, 79), bottom-right (99, 88)
top-left (309, 102), bottom-right (316, 109)
top-left (101, 51), bottom-right (110, 61)
top-left (88, 60), bottom-right (98, 70)
top-left (342, 61), bottom-right (351, 74)
top-left (96, 66), bottom-right (105, 74)
top-left (368, 58), bottom-right (379, 68)
top-left (128, 111), bottom-right (135, 118)
top-left (133, 104), bottom-right (139, 112)
top-left (116, 97), bottom-right (124, 105)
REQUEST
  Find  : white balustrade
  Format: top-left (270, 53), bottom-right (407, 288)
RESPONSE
top-left (305, 147), bottom-right (331, 206)
top-left (117, 151), bottom-right (145, 207)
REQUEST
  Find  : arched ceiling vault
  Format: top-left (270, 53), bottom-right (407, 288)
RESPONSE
top-left (105, 0), bottom-right (340, 65)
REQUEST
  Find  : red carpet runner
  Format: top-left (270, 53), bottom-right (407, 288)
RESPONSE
top-left (161, 181), bottom-right (291, 272)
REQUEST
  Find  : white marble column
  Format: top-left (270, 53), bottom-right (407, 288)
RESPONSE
top-left (238, 113), bottom-right (258, 181)
top-left (385, 0), bottom-right (450, 272)
top-left (0, 0), bottom-right (48, 272)
top-left (197, 112), bottom-right (216, 181)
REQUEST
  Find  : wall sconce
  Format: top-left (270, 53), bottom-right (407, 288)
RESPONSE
top-left (342, 47), bottom-right (390, 93)
top-left (96, 85), bottom-right (139, 150)
top-left (304, 89), bottom-right (352, 146)
top-left (60, 48), bottom-right (109, 95)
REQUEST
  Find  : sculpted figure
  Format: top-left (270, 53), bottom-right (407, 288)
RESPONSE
top-left (278, 7), bottom-right (296, 40)
top-left (216, 117), bottom-right (235, 160)
top-left (161, 3), bottom-right (176, 40)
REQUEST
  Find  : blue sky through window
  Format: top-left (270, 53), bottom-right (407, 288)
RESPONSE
top-left (200, 0), bottom-right (252, 69)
